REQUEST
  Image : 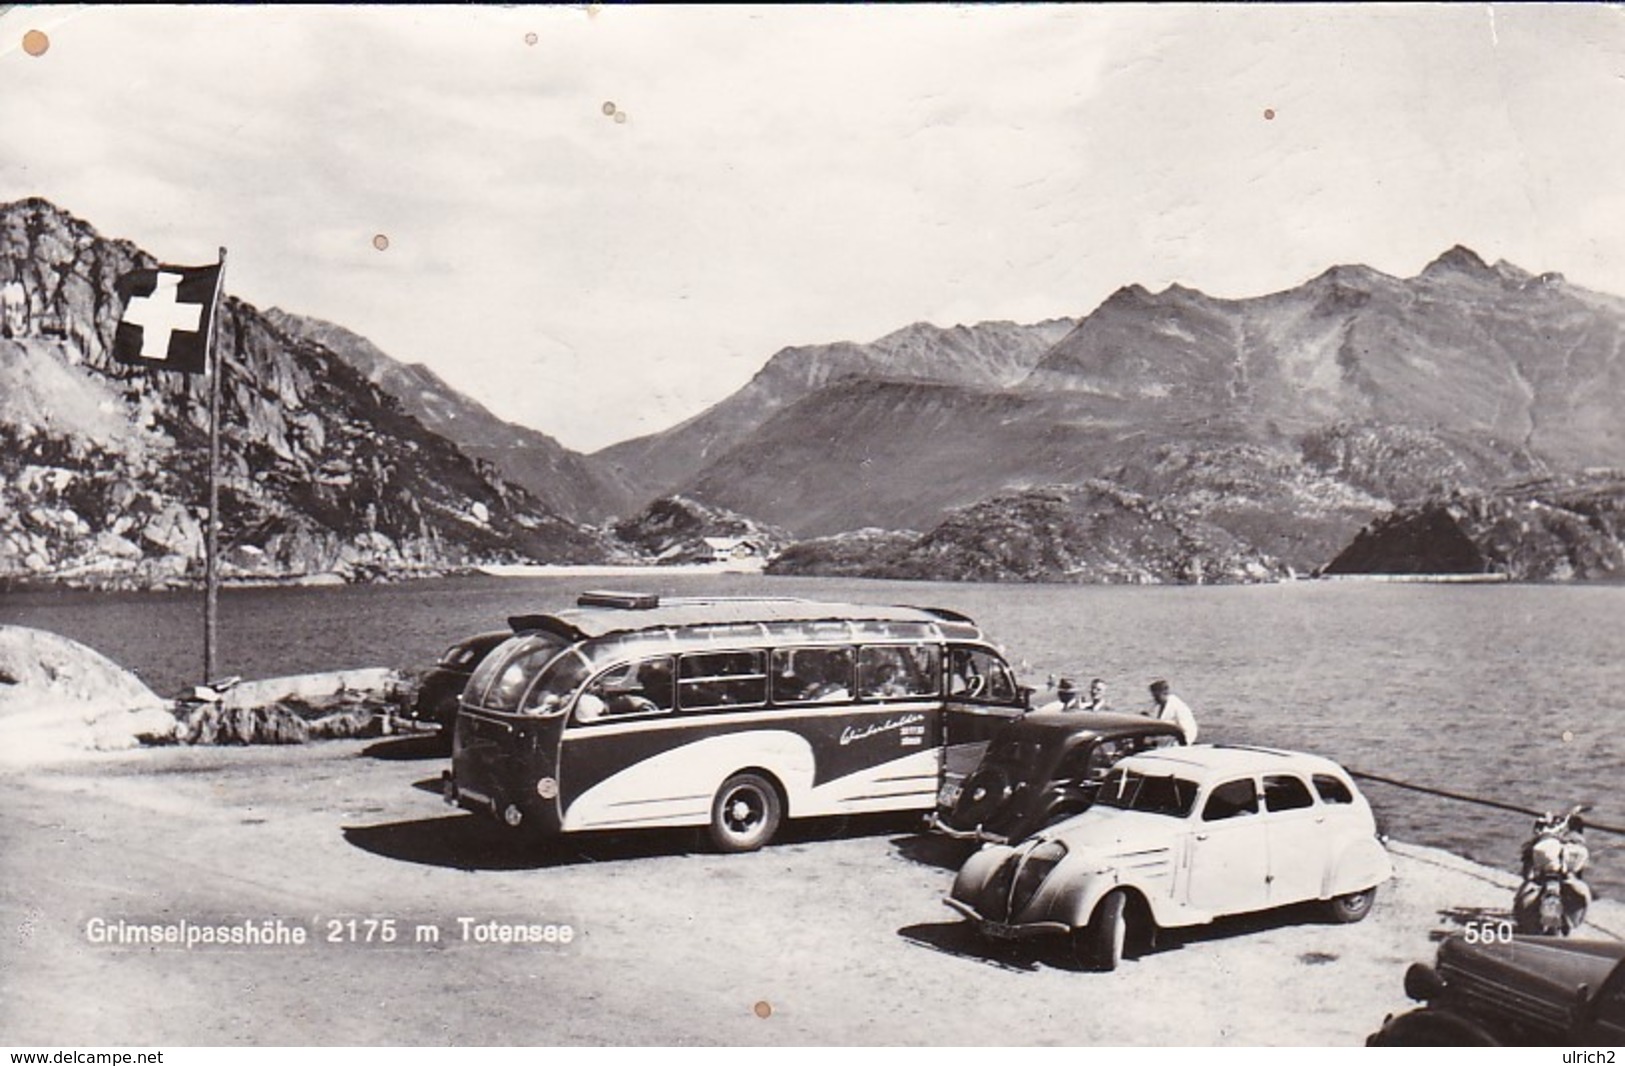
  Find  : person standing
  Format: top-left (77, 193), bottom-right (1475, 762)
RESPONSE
top-left (1149, 679), bottom-right (1197, 743)
top-left (1038, 678), bottom-right (1083, 713)
top-left (1080, 677), bottom-right (1110, 712)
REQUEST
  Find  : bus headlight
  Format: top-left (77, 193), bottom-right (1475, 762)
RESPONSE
top-left (503, 804), bottom-right (524, 827)
top-left (536, 777), bottom-right (559, 800)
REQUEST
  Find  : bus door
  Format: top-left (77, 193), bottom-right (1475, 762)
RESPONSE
top-left (941, 645), bottom-right (1026, 802)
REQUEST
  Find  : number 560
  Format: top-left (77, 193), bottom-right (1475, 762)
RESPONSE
top-left (1461, 920), bottom-right (1513, 944)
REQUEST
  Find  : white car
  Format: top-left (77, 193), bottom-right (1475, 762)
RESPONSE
top-left (945, 744), bottom-right (1394, 970)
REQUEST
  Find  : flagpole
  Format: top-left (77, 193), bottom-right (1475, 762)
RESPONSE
top-left (204, 248), bottom-right (228, 685)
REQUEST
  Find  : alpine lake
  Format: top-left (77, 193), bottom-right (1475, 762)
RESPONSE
top-left (4, 571), bottom-right (1621, 901)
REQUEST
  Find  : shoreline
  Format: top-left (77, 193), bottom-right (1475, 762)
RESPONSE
top-left (11, 566), bottom-right (1623, 596)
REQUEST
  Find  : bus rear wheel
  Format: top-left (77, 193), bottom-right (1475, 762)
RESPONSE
top-left (708, 773), bottom-right (783, 853)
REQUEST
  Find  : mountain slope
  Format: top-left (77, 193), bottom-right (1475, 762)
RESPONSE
top-left (595, 317), bottom-right (1076, 500)
top-left (0, 198), bottom-right (607, 585)
top-left (262, 309), bottom-right (636, 522)
top-left (1027, 247), bottom-right (1625, 465)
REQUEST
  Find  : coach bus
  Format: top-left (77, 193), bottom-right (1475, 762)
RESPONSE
top-left (444, 592), bottom-right (1030, 851)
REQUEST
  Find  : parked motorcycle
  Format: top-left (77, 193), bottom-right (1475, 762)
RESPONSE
top-left (1513, 805), bottom-right (1591, 936)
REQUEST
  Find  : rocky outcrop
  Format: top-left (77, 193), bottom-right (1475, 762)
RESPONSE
top-left (610, 495), bottom-right (791, 564)
top-left (1324, 474), bottom-right (1625, 580)
top-left (0, 625), bottom-right (178, 762)
top-left (0, 198), bottom-right (610, 587)
top-left (766, 528), bottom-right (920, 577)
top-left (778, 483), bottom-right (1286, 584)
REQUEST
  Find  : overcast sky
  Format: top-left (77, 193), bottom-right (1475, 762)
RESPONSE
top-left (2, 5), bottom-right (1623, 451)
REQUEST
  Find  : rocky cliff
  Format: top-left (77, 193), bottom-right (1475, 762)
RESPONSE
top-left (0, 198), bottom-right (609, 587)
top-left (1324, 474), bottom-right (1625, 580)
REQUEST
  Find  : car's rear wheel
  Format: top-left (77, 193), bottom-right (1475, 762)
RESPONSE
top-left (707, 772), bottom-right (782, 853)
top-left (1327, 886), bottom-right (1376, 923)
top-left (1073, 889), bottom-right (1129, 972)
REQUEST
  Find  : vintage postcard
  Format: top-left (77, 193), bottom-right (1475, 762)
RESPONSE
top-left (2, 5), bottom-right (1622, 1052)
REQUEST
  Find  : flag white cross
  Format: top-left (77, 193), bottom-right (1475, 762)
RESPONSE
top-left (122, 271), bottom-right (205, 361)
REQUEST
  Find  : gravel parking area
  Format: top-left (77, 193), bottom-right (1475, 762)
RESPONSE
top-left (3, 736), bottom-right (1619, 1046)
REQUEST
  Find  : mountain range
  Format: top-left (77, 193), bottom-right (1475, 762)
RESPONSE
top-left (600, 244), bottom-right (1625, 577)
top-left (3, 196), bottom-right (1624, 586)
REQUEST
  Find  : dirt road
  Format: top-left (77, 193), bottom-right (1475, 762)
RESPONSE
top-left (2, 737), bottom-right (1615, 1046)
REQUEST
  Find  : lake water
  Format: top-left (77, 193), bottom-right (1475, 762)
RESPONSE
top-left (4, 573), bottom-right (1623, 900)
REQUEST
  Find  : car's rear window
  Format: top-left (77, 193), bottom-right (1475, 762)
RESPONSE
top-left (1263, 774), bottom-right (1315, 812)
top-left (984, 735), bottom-right (1046, 769)
top-left (1312, 773), bottom-right (1355, 805)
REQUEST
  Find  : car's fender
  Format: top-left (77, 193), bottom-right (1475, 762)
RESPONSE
top-left (1050, 864), bottom-right (1131, 930)
top-left (1365, 1007), bottom-right (1501, 1047)
top-left (1326, 835), bottom-right (1394, 897)
top-left (950, 842), bottom-right (1018, 906)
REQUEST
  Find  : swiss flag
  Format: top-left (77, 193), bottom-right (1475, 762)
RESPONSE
top-left (113, 263), bottom-right (222, 374)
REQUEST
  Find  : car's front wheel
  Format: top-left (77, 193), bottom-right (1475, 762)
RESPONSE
top-left (1073, 889), bottom-right (1129, 972)
top-left (1366, 1009), bottom-right (1497, 1046)
top-left (1327, 886), bottom-right (1376, 923)
top-left (707, 772), bottom-right (783, 853)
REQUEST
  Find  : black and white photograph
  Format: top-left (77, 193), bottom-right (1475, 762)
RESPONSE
top-left (2, 4), bottom-right (1623, 1049)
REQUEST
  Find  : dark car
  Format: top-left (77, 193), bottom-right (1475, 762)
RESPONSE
top-left (409, 629), bottom-right (514, 734)
top-left (1368, 934), bottom-right (1625, 1045)
top-left (928, 711), bottom-right (1185, 845)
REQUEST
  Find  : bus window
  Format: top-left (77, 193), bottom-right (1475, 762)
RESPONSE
top-left (947, 646), bottom-right (1018, 704)
top-left (575, 656), bottom-right (676, 723)
top-left (678, 650), bottom-right (768, 711)
top-left (858, 645), bottom-right (941, 700)
top-left (771, 647), bottom-right (855, 705)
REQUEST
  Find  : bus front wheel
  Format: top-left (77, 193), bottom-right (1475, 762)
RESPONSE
top-left (708, 773), bottom-right (783, 853)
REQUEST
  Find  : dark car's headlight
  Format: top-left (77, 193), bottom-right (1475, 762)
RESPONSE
top-left (1009, 839), bottom-right (1069, 917)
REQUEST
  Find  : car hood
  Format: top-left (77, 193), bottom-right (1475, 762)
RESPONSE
top-left (1039, 805), bottom-right (1184, 857)
top-left (1437, 935), bottom-right (1624, 1027)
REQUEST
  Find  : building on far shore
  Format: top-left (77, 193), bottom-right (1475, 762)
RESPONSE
top-left (703, 536), bottom-right (766, 565)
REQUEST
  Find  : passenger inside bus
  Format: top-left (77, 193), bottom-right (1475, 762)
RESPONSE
top-left (858, 646), bottom-right (937, 699)
top-left (772, 648), bottom-right (854, 704)
top-left (576, 656), bottom-right (675, 721)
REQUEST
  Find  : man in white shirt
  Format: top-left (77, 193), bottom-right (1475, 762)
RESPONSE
top-left (1149, 679), bottom-right (1197, 743)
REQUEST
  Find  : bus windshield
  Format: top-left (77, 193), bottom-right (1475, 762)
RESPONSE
top-left (1093, 767), bottom-right (1200, 818)
top-left (468, 634), bottom-right (568, 712)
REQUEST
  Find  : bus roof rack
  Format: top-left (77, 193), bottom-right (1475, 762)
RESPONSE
top-left (577, 590), bottom-right (661, 610)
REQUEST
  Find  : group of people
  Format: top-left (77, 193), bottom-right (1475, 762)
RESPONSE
top-left (1037, 675), bottom-right (1198, 743)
